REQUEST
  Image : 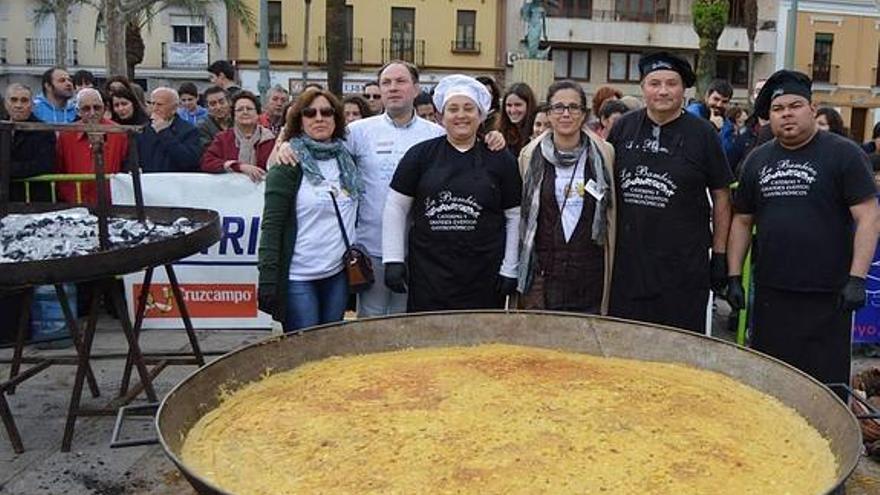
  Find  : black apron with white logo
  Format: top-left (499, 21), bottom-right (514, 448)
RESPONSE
top-left (609, 113), bottom-right (712, 330)
top-left (407, 142), bottom-right (506, 311)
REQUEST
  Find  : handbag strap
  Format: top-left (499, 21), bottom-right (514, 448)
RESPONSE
top-left (328, 191), bottom-right (352, 250)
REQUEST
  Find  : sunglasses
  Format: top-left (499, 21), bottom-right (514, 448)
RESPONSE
top-left (362, 94), bottom-right (382, 100)
top-left (302, 107), bottom-right (335, 118)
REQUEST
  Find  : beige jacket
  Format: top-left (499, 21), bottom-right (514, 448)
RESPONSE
top-left (516, 129), bottom-right (617, 314)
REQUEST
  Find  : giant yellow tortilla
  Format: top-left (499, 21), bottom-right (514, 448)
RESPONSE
top-left (182, 344), bottom-right (837, 494)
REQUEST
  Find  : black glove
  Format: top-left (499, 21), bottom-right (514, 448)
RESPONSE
top-left (710, 252), bottom-right (727, 293)
top-left (384, 262), bottom-right (408, 294)
top-left (838, 275), bottom-right (867, 312)
top-left (726, 276), bottom-right (745, 311)
top-left (495, 275), bottom-right (518, 296)
top-left (257, 285), bottom-right (277, 315)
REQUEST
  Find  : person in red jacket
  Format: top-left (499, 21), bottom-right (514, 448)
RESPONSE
top-left (201, 91), bottom-right (275, 182)
top-left (56, 88), bottom-right (128, 204)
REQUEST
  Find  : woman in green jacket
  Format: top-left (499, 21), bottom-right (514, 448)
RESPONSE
top-left (257, 88), bottom-right (361, 331)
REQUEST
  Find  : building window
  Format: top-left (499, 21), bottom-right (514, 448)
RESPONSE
top-left (552, 48), bottom-right (590, 80)
top-left (812, 33), bottom-right (833, 83)
top-left (390, 7), bottom-right (415, 62)
top-left (454, 10), bottom-right (477, 51)
top-left (172, 24), bottom-right (205, 44)
top-left (727, 0), bottom-right (745, 27)
top-left (615, 0), bottom-right (670, 23)
top-left (608, 51), bottom-right (640, 82)
top-left (716, 55), bottom-right (748, 87)
top-left (547, 0), bottom-right (593, 19)
top-left (268, 1), bottom-right (283, 44)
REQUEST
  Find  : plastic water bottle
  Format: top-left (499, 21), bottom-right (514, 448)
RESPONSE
top-left (30, 285), bottom-right (74, 349)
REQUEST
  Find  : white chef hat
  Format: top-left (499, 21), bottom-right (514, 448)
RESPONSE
top-left (432, 74), bottom-right (492, 121)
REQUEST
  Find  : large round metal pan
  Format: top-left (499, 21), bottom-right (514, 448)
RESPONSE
top-left (0, 203), bottom-right (220, 287)
top-left (157, 311), bottom-right (861, 495)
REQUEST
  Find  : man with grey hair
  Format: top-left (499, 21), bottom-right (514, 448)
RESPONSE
top-left (56, 87), bottom-right (129, 204)
top-left (259, 84), bottom-right (288, 135)
top-left (137, 86), bottom-right (201, 172)
top-left (5, 83), bottom-right (55, 202)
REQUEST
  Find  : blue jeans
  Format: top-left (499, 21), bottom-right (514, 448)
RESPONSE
top-left (285, 270), bottom-right (348, 332)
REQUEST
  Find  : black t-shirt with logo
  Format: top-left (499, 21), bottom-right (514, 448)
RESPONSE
top-left (390, 136), bottom-right (522, 310)
top-left (606, 109), bottom-right (733, 297)
top-left (734, 130), bottom-right (876, 291)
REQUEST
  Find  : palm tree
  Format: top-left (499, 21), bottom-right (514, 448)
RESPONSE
top-left (691, 0), bottom-right (729, 97)
top-left (325, 0), bottom-right (347, 96)
top-left (96, 0), bottom-right (256, 78)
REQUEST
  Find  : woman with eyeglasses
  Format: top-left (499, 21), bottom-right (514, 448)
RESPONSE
top-left (257, 88), bottom-right (362, 331)
top-left (382, 75), bottom-right (522, 311)
top-left (201, 91), bottom-right (275, 183)
top-left (517, 80), bottom-right (616, 314)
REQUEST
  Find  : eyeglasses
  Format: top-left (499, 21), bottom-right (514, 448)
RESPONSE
top-left (79, 104), bottom-right (104, 113)
top-left (549, 103), bottom-right (585, 116)
top-left (302, 107), bottom-right (335, 118)
top-left (235, 106), bottom-right (257, 113)
top-left (362, 94), bottom-right (382, 100)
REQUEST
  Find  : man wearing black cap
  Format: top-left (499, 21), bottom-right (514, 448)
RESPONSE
top-left (727, 69), bottom-right (880, 386)
top-left (605, 51), bottom-right (734, 332)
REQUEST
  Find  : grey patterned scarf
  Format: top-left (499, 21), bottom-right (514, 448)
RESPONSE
top-left (517, 131), bottom-right (610, 293)
top-left (290, 136), bottom-right (362, 198)
top-left (234, 125), bottom-right (268, 166)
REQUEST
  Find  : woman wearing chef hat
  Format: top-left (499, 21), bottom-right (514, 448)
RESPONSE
top-left (381, 74), bottom-right (522, 311)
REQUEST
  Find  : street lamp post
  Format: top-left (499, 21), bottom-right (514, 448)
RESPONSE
top-left (302, 0), bottom-right (312, 88)
top-left (784, 0), bottom-right (799, 69)
top-left (258, 0), bottom-right (270, 100)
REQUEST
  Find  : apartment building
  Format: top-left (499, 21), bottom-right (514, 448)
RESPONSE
top-left (232, 0), bottom-right (506, 93)
top-left (784, 0), bottom-right (880, 141)
top-left (0, 1), bottom-right (228, 93)
top-left (504, 0), bottom-right (778, 106)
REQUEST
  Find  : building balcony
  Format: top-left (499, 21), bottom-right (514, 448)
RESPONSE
top-left (161, 42), bottom-right (210, 69)
top-left (318, 36), bottom-right (364, 65)
top-left (0, 38), bottom-right (6, 65)
top-left (25, 38), bottom-right (78, 66)
top-left (543, 14), bottom-right (776, 53)
top-left (254, 32), bottom-right (287, 47)
top-left (451, 39), bottom-right (481, 54)
top-left (591, 9), bottom-right (692, 24)
top-left (382, 38), bottom-right (425, 66)
top-left (809, 63), bottom-right (839, 87)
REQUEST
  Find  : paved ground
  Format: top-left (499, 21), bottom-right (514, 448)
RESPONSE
top-left (0, 305), bottom-right (877, 494)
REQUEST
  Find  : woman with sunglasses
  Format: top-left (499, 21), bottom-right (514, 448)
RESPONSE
top-left (257, 88), bottom-right (362, 331)
top-left (517, 80), bottom-right (616, 314)
top-left (201, 91), bottom-right (275, 183)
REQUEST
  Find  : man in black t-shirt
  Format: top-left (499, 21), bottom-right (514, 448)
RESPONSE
top-left (727, 70), bottom-right (880, 387)
top-left (605, 52), bottom-right (734, 333)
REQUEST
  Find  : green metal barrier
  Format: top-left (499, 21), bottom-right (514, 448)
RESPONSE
top-left (12, 173), bottom-right (116, 204)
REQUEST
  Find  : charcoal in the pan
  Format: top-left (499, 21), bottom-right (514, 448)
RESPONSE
top-left (0, 208), bottom-right (203, 263)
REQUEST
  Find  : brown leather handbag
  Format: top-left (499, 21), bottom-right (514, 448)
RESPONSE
top-left (329, 191), bottom-right (374, 293)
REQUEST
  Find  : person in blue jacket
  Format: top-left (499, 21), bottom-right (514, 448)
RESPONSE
top-left (137, 87), bottom-right (202, 173)
top-left (32, 67), bottom-right (77, 123)
top-left (686, 79), bottom-right (735, 167)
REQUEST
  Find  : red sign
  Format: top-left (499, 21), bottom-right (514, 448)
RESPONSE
top-left (134, 283), bottom-right (258, 318)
